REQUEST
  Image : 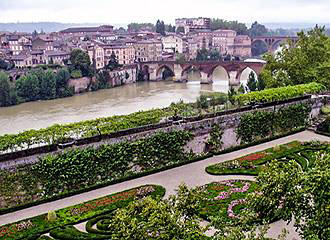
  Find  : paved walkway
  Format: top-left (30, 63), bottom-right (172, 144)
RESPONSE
top-left (0, 131), bottom-right (329, 238)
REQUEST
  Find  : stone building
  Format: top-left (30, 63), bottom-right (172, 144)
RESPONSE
top-left (88, 45), bottom-right (105, 69)
top-left (161, 34), bottom-right (184, 54)
top-left (103, 45), bottom-right (135, 65)
top-left (175, 17), bottom-right (211, 34)
top-left (134, 40), bottom-right (162, 62)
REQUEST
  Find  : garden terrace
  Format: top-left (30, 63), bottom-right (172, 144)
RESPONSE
top-left (0, 131), bottom-right (190, 212)
top-left (234, 82), bottom-right (326, 106)
top-left (0, 93), bottom-right (325, 162)
top-left (0, 185), bottom-right (165, 240)
top-left (206, 141), bottom-right (330, 176)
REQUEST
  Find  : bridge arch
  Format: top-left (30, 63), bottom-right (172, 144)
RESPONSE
top-left (271, 39), bottom-right (289, 52)
top-left (209, 65), bottom-right (230, 82)
top-left (181, 65), bottom-right (202, 82)
top-left (251, 39), bottom-right (269, 56)
top-left (156, 64), bottom-right (175, 80)
top-left (237, 67), bottom-right (258, 85)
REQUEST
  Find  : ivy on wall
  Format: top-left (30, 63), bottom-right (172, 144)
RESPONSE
top-left (236, 103), bottom-right (311, 144)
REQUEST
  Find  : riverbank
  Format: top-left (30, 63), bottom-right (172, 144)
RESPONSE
top-left (0, 81), bottom-right (224, 135)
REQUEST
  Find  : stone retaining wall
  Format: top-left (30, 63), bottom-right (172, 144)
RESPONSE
top-left (0, 96), bottom-right (326, 170)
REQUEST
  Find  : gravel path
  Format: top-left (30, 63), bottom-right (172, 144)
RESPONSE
top-left (0, 130), bottom-right (329, 239)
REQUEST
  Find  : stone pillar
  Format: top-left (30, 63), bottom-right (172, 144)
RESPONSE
top-left (229, 71), bottom-right (239, 85)
top-left (200, 72), bottom-right (211, 84)
top-left (173, 64), bottom-right (183, 82)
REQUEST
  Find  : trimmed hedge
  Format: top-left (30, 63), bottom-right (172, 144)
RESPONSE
top-left (0, 185), bottom-right (165, 240)
top-left (206, 141), bottom-right (328, 176)
top-left (234, 82), bottom-right (325, 106)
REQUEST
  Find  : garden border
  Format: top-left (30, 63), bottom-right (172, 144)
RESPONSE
top-left (0, 127), bottom-right (305, 216)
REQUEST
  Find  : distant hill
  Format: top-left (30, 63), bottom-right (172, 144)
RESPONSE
top-left (263, 22), bottom-right (330, 30)
top-left (0, 22), bottom-right (106, 33)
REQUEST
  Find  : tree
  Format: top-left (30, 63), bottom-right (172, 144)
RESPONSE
top-left (0, 72), bottom-right (11, 107)
top-left (262, 26), bottom-right (330, 89)
top-left (107, 185), bottom-right (207, 240)
top-left (106, 52), bottom-right (121, 71)
top-left (248, 21), bottom-right (268, 38)
top-left (210, 19), bottom-right (248, 35)
top-left (127, 23), bottom-right (155, 32)
top-left (166, 24), bottom-right (176, 33)
top-left (56, 68), bottom-right (70, 90)
top-left (70, 49), bottom-right (92, 77)
top-left (247, 72), bottom-right (257, 92)
top-left (16, 74), bottom-right (40, 102)
top-left (39, 70), bottom-right (56, 100)
top-left (249, 147), bottom-right (330, 240)
top-left (196, 48), bottom-right (221, 61)
top-left (156, 20), bottom-right (166, 36)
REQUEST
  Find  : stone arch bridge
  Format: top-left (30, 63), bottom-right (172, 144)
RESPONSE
top-left (252, 36), bottom-right (299, 53)
top-left (139, 61), bottom-right (265, 85)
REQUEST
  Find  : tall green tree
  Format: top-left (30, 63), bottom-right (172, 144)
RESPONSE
top-left (249, 148), bottom-right (330, 240)
top-left (247, 72), bottom-right (257, 92)
top-left (262, 26), bottom-right (330, 89)
top-left (70, 49), bottom-right (92, 77)
top-left (16, 74), bottom-right (40, 102)
top-left (248, 21), bottom-right (268, 38)
top-left (156, 20), bottom-right (166, 36)
top-left (40, 70), bottom-right (56, 100)
top-left (210, 18), bottom-right (248, 35)
top-left (0, 72), bottom-right (11, 107)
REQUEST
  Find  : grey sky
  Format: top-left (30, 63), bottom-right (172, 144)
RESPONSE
top-left (0, 0), bottom-right (330, 24)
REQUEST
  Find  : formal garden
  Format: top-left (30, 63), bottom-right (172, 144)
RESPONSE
top-left (0, 140), bottom-right (329, 240)
top-left (1, 27), bottom-right (330, 240)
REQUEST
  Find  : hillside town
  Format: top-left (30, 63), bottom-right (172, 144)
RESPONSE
top-left (0, 17), bottom-right (252, 69)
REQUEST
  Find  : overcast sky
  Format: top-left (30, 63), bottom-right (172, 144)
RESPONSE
top-left (1, 0), bottom-right (330, 25)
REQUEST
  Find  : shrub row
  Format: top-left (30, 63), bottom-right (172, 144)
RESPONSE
top-left (0, 185), bottom-right (165, 240)
top-left (236, 103), bottom-right (311, 144)
top-left (234, 82), bottom-right (325, 106)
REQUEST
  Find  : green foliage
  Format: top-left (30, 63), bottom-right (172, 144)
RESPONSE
top-left (248, 21), bottom-right (268, 38)
top-left (196, 48), bottom-right (221, 61)
top-left (0, 185), bottom-right (165, 240)
top-left (105, 52), bottom-right (121, 71)
top-left (70, 69), bottom-right (82, 79)
top-left (70, 49), bottom-right (92, 77)
top-left (32, 131), bottom-right (193, 195)
top-left (39, 70), bottom-right (56, 100)
top-left (16, 73), bottom-right (40, 102)
top-left (155, 19), bottom-right (166, 36)
top-left (0, 72), bottom-right (12, 107)
top-left (108, 195), bottom-right (207, 239)
top-left (234, 82), bottom-right (325, 105)
top-left (247, 72), bottom-right (257, 92)
top-left (250, 146), bottom-right (330, 240)
top-left (127, 23), bottom-right (155, 32)
top-left (262, 26), bottom-right (330, 89)
top-left (237, 103), bottom-right (311, 144)
top-left (210, 18), bottom-right (248, 35)
top-left (206, 125), bottom-right (224, 153)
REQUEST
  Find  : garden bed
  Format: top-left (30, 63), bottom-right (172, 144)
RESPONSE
top-left (198, 180), bottom-right (259, 223)
top-left (0, 185), bottom-right (165, 240)
top-left (206, 141), bottom-right (329, 176)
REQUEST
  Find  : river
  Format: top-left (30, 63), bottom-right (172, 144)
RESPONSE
top-left (0, 80), bottom-right (230, 135)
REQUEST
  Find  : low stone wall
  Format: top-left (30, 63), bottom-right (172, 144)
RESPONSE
top-left (68, 77), bottom-right (91, 93)
top-left (0, 96), bottom-right (326, 170)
